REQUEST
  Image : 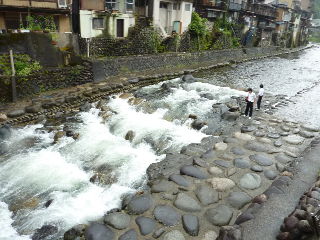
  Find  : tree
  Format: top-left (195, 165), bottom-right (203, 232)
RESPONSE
top-left (189, 12), bottom-right (208, 50)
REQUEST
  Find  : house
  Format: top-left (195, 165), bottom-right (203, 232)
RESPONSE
top-left (194, 0), bottom-right (227, 22)
top-left (77, 0), bottom-right (135, 38)
top-left (0, 0), bottom-right (71, 33)
top-left (135, 0), bottom-right (193, 36)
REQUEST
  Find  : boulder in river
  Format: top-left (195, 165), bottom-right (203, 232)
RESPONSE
top-left (125, 130), bottom-right (135, 142)
top-left (0, 125), bottom-right (11, 141)
top-left (32, 225), bottom-right (58, 240)
top-left (191, 119), bottom-right (207, 130)
top-left (85, 223), bottom-right (114, 240)
top-left (182, 73), bottom-right (196, 83)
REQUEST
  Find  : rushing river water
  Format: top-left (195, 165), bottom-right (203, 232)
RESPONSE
top-left (1, 45), bottom-right (320, 240)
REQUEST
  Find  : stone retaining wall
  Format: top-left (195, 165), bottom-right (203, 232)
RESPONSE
top-left (92, 46), bottom-right (281, 82)
top-left (0, 62), bottom-right (93, 102)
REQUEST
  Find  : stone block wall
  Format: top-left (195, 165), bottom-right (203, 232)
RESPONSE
top-left (93, 46), bottom-right (280, 81)
top-left (0, 62), bottom-right (93, 102)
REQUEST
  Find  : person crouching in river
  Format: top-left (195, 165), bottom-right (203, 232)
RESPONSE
top-left (244, 88), bottom-right (256, 119)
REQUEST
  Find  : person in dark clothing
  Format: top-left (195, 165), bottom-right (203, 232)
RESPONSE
top-left (256, 84), bottom-right (264, 110)
top-left (244, 88), bottom-right (256, 119)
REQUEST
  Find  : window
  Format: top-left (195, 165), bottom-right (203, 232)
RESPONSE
top-left (173, 3), bottom-right (180, 10)
top-left (106, 0), bottom-right (117, 10)
top-left (92, 18), bottom-right (104, 29)
top-left (185, 3), bottom-right (191, 11)
top-left (126, 0), bottom-right (134, 11)
top-left (160, 2), bottom-right (168, 8)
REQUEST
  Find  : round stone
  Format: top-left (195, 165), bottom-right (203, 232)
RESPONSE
top-left (205, 205), bottom-right (233, 226)
top-left (230, 147), bottom-right (246, 156)
top-left (182, 215), bottom-right (199, 236)
top-left (244, 141), bottom-right (271, 152)
top-left (234, 132), bottom-right (255, 141)
top-left (208, 167), bottom-right (223, 175)
top-left (169, 174), bottom-right (191, 187)
top-left (151, 180), bottom-right (176, 193)
top-left (264, 170), bottom-right (278, 180)
top-left (249, 154), bottom-right (273, 166)
top-left (275, 153), bottom-right (292, 164)
top-left (254, 131), bottom-right (266, 137)
top-left (207, 178), bottom-right (235, 191)
top-left (281, 125), bottom-right (290, 132)
top-left (203, 231), bottom-right (218, 240)
top-left (274, 140), bottom-right (283, 147)
top-left (299, 131), bottom-right (315, 138)
top-left (163, 230), bottom-right (185, 240)
top-left (283, 135), bottom-right (304, 145)
top-left (126, 194), bottom-right (153, 215)
top-left (267, 133), bottom-right (280, 139)
top-left (215, 142), bottom-right (228, 151)
top-left (174, 193), bottom-right (201, 212)
top-left (234, 158), bottom-right (251, 169)
top-left (251, 165), bottom-right (263, 172)
top-left (180, 165), bottom-right (208, 179)
top-left (153, 205), bottom-right (180, 226)
top-left (227, 192), bottom-right (252, 209)
top-left (85, 223), bottom-right (114, 240)
top-left (213, 160), bottom-right (231, 168)
top-left (119, 229), bottom-right (137, 240)
top-left (301, 124), bottom-right (320, 132)
top-left (194, 184), bottom-right (219, 205)
top-left (104, 212), bottom-right (130, 230)
top-left (239, 173), bottom-right (262, 190)
top-left (135, 216), bottom-right (156, 235)
top-left (258, 138), bottom-right (272, 144)
top-left (241, 126), bottom-right (256, 133)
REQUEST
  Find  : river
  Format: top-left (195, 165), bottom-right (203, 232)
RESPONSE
top-left (1, 45), bottom-right (320, 240)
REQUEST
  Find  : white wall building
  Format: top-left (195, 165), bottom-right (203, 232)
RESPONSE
top-left (79, 0), bottom-right (135, 38)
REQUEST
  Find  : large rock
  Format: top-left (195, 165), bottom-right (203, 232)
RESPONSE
top-left (283, 135), bottom-right (304, 145)
top-left (191, 120), bottom-right (206, 130)
top-left (32, 225), bottom-right (58, 240)
top-left (25, 105), bottom-right (42, 113)
top-left (174, 193), bottom-right (201, 212)
top-left (239, 173), bottom-right (261, 190)
top-left (207, 178), bottom-right (235, 191)
top-left (0, 113), bottom-right (7, 122)
top-left (119, 229), bottom-right (137, 240)
top-left (0, 125), bottom-right (11, 141)
top-left (180, 165), bottom-right (208, 179)
top-left (84, 223), bottom-right (115, 240)
top-left (151, 179), bottom-right (176, 193)
top-left (264, 170), bottom-right (278, 180)
top-left (169, 174), bottom-right (191, 187)
top-left (125, 130), bottom-right (135, 142)
top-left (163, 230), bottom-right (185, 240)
top-left (215, 142), bottom-right (228, 151)
top-left (153, 205), bottom-right (181, 226)
top-left (205, 205), bottom-right (233, 226)
top-left (194, 184), bottom-right (219, 205)
top-left (244, 141), bottom-right (272, 152)
top-left (7, 109), bottom-right (25, 118)
top-left (126, 193), bottom-right (153, 215)
top-left (182, 214), bottom-right (199, 236)
top-left (227, 192), bottom-right (252, 209)
top-left (103, 212), bottom-right (130, 230)
top-left (222, 112), bottom-right (241, 121)
top-left (249, 154), bottom-right (273, 166)
top-left (64, 224), bottom-right (86, 240)
top-left (135, 216), bottom-right (156, 235)
top-left (182, 73), bottom-right (196, 83)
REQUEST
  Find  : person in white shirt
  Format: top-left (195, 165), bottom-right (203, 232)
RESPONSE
top-left (244, 88), bottom-right (256, 119)
top-left (256, 84), bottom-right (264, 110)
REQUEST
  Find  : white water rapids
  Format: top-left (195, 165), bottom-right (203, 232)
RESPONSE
top-left (0, 78), bottom-right (245, 239)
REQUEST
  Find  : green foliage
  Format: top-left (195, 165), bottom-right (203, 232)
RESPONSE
top-left (24, 15), bottom-right (57, 31)
top-left (0, 54), bottom-right (42, 77)
top-left (189, 12), bottom-right (208, 37)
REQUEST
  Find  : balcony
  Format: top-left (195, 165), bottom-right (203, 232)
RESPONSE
top-left (0, 0), bottom-right (70, 13)
top-left (245, 3), bottom-right (277, 19)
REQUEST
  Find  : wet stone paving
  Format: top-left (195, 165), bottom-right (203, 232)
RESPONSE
top-left (64, 109), bottom-right (320, 240)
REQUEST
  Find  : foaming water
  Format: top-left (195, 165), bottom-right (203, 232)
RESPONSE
top-left (0, 79), bottom-right (248, 239)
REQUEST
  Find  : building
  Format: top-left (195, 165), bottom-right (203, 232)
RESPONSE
top-left (194, 0), bottom-right (227, 22)
top-left (77, 0), bottom-right (135, 38)
top-left (135, 0), bottom-right (193, 36)
top-left (0, 0), bottom-right (71, 33)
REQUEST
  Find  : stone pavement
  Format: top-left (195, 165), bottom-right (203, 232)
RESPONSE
top-left (63, 110), bottom-right (320, 240)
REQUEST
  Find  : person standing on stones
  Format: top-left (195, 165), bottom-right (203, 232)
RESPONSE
top-left (256, 84), bottom-right (264, 110)
top-left (244, 88), bottom-right (256, 119)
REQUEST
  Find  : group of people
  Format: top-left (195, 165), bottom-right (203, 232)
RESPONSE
top-left (244, 84), bottom-right (264, 119)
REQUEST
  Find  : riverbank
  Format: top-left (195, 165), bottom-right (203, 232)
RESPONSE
top-left (0, 45), bottom-right (312, 128)
top-left (56, 92), bottom-right (320, 240)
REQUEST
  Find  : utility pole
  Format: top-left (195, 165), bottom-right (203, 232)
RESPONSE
top-left (9, 49), bottom-right (17, 102)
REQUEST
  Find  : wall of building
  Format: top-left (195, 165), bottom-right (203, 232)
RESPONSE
top-left (0, 13), bottom-right (6, 30)
top-left (80, 10), bottom-right (103, 38)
